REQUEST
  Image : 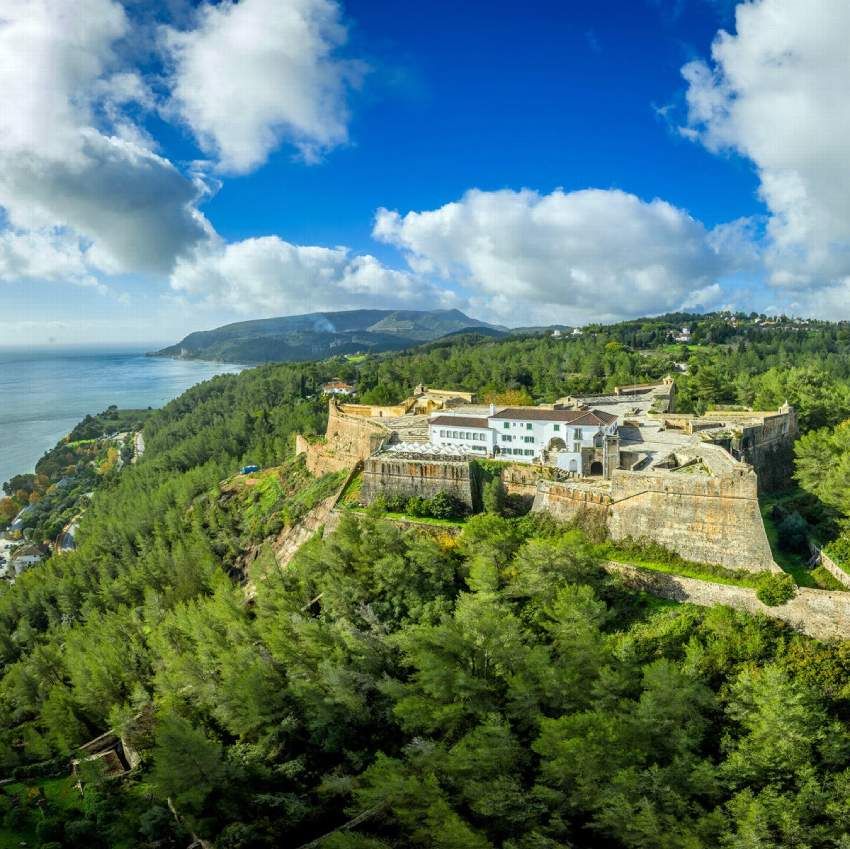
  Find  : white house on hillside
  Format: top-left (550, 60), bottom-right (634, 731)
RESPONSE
top-left (428, 406), bottom-right (619, 474)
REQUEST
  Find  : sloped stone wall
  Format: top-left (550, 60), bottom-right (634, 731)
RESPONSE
top-left (607, 469), bottom-right (776, 572)
top-left (533, 469), bottom-right (777, 573)
top-left (604, 562), bottom-right (850, 641)
top-left (532, 480), bottom-right (611, 522)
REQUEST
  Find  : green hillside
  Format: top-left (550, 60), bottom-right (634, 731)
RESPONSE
top-left (152, 308), bottom-right (500, 363)
top-left (4, 313), bottom-right (850, 847)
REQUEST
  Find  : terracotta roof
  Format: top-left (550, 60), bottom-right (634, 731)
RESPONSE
top-left (429, 415), bottom-right (490, 428)
top-left (493, 407), bottom-right (617, 426)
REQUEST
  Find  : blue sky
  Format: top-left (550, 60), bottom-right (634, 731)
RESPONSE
top-left (0, 0), bottom-right (848, 346)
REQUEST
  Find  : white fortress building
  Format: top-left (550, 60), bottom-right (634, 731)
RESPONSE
top-left (428, 405), bottom-right (619, 475)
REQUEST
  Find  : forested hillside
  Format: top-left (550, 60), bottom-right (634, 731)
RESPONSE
top-left (3, 312), bottom-right (850, 848)
top-left (153, 308), bottom-right (497, 364)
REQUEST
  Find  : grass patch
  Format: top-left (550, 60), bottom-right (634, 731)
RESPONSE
top-left (346, 505), bottom-right (465, 528)
top-left (596, 539), bottom-right (760, 587)
top-left (810, 565), bottom-right (846, 591)
top-left (760, 500), bottom-right (813, 586)
top-left (219, 458), bottom-right (347, 543)
top-left (757, 490), bottom-right (844, 590)
top-left (337, 470), bottom-right (363, 505)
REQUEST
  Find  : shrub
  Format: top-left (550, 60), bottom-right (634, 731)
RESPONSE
top-left (777, 511), bottom-right (809, 553)
top-left (404, 496), bottom-right (430, 518)
top-left (372, 490), bottom-right (467, 520)
top-left (11, 755), bottom-right (68, 781)
top-left (429, 491), bottom-right (468, 520)
top-left (36, 816), bottom-right (65, 844)
top-left (482, 477), bottom-right (507, 515)
top-left (825, 534), bottom-right (850, 571)
top-left (756, 572), bottom-right (797, 606)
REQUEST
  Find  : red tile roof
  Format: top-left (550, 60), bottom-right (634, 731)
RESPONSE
top-left (493, 408), bottom-right (617, 426)
top-left (429, 415), bottom-right (490, 428)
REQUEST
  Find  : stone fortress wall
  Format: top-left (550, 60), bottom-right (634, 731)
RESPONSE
top-left (296, 402), bottom-right (390, 476)
top-left (656, 405), bottom-right (798, 493)
top-left (360, 456), bottom-right (476, 508)
top-left (300, 383), bottom-right (795, 573)
top-left (531, 467), bottom-right (776, 573)
top-left (289, 385), bottom-right (850, 638)
top-left (606, 468), bottom-right (775, 571)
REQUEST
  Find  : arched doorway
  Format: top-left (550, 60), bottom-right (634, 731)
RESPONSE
top-left (590, 461), bottom-right (604, 476)
top-left (547, 437), bottom-right (567, 452)
top-left (568, 459), bottom-right (578, 473)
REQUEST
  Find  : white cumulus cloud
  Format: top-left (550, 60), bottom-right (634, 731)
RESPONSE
top-left (162, 0), bottom-right (361, 174)
top-left (0, 230), bottom-right (101, 289)
top-left (682, 0), bottom-right (850, 297)
top-left (0, 0), bottom-right (211, 279)
top-left (373, 188), bottom-right (732, 325)
top-left (169, 236), bottom-right (448, 315)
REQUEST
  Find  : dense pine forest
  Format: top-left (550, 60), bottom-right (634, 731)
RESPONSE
top-left (4, 312), bottom-right (850, 847)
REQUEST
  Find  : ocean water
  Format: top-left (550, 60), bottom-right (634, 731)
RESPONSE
top-left (0, 348), bottom-right (245, 487)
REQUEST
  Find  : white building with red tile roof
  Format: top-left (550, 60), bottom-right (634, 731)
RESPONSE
top-left (428, 405), bottom-right (619, 473)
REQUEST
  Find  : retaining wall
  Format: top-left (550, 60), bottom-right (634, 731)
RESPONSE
top-left (604, 562), bottom-right (850, 641)
top-left (816, 549), bottom-right (850, 589)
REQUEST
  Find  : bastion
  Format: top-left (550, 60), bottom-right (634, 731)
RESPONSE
top-left (532, 467), bottom-right (776, 572)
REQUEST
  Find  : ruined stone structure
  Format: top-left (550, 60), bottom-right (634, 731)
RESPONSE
top-left (361, 455), bottom-right (476, 509)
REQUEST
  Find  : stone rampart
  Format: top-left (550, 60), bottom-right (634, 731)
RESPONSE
top-left (532, 481), bottom-right (612, 523)
top-left (360, 456), bottom-right (476, 508)
top-left (296, 402), bottom-right (389, 476)
top-left (499, 464), bottom-right (549, 497)
top-left (606, 469), bottom-right (776, 572)
top-left (604, 562), bottom-right (850, 641)
top-left (731, 410), bottom-right (798, 492)
top-left (338, 401), bottom-right (412, 418)
top-left (532, 468), bottom-right (777, 573)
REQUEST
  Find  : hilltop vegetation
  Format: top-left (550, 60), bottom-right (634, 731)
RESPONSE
top-left (2, 312), bottom-right (850, 847)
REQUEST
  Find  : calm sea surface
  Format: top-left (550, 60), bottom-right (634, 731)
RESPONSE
top-left (0, 348), bottom-right (245, 487)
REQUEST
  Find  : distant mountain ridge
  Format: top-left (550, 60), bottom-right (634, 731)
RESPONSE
top-left (152, 308), bottom-right (501, 364)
